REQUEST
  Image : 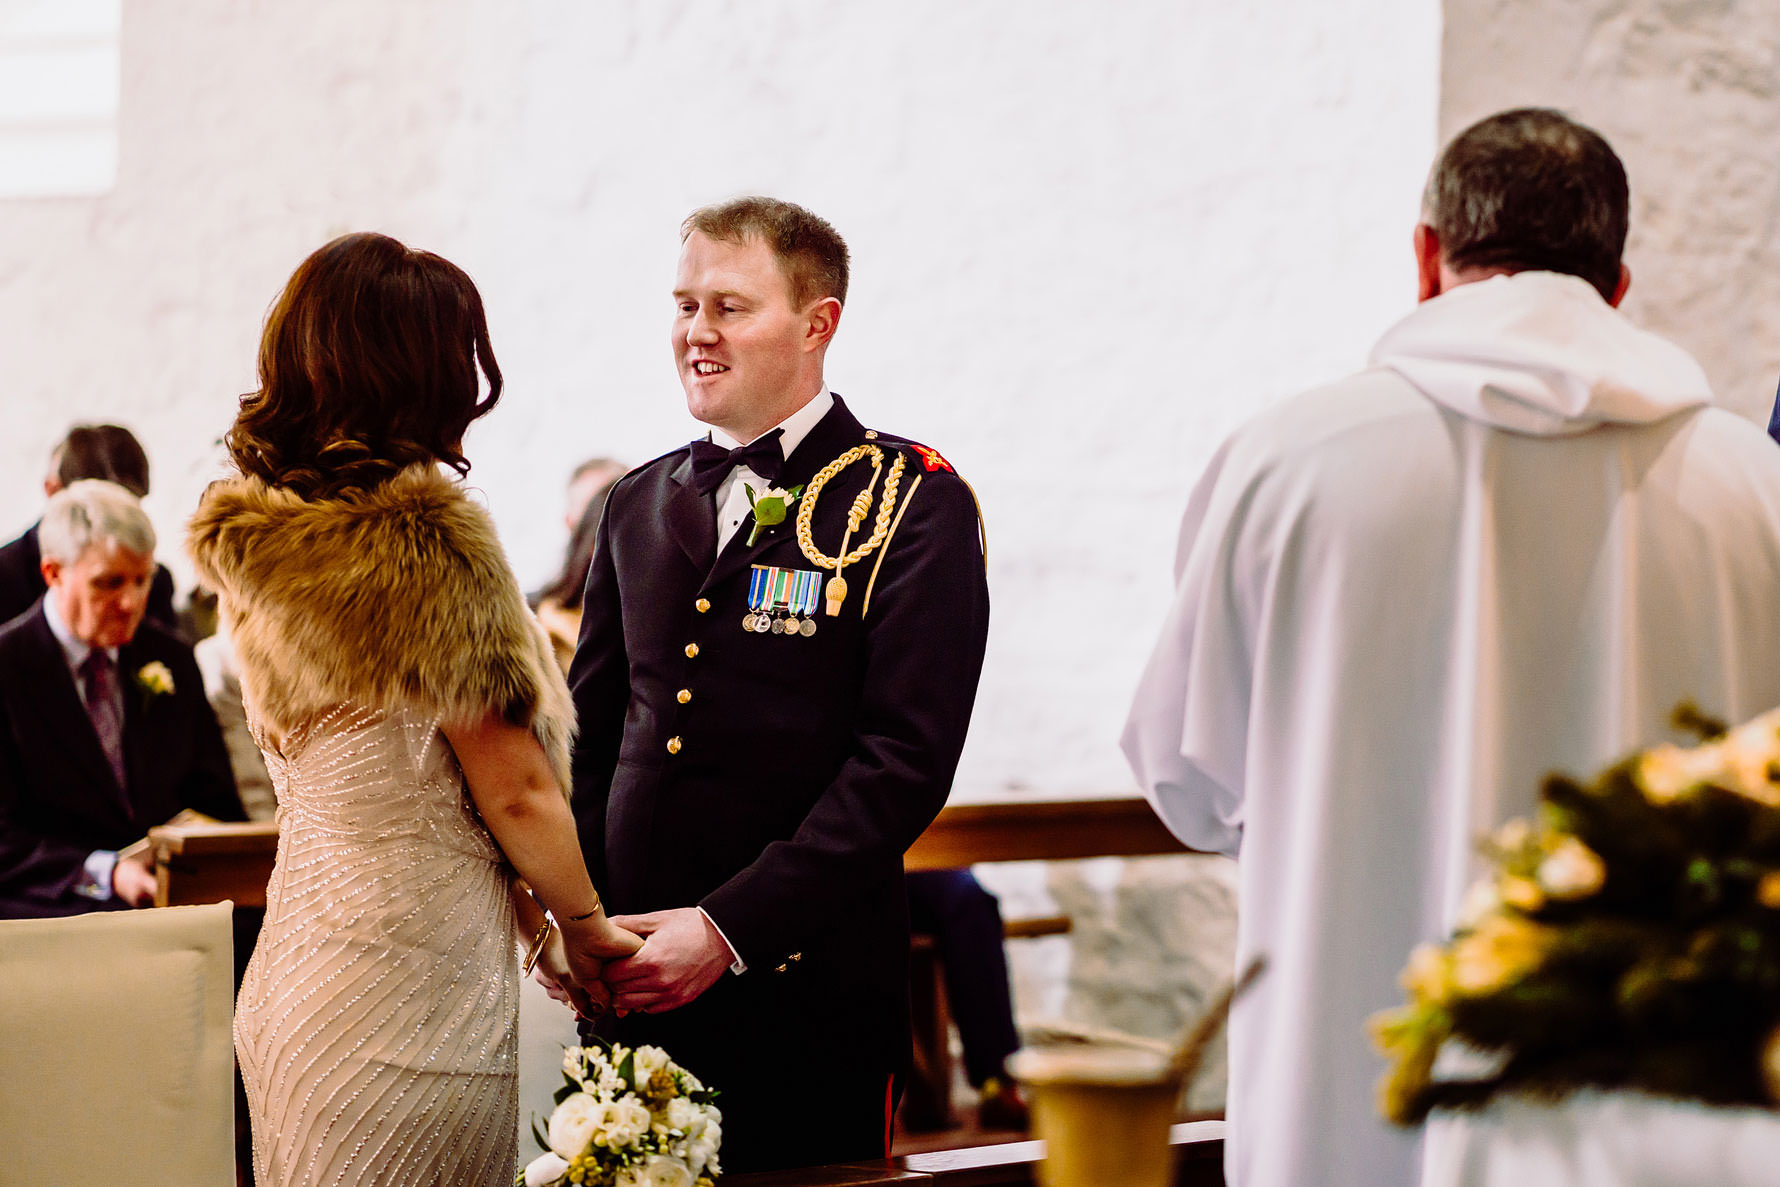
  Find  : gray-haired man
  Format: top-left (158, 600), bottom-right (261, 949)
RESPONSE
top-left (0, 481), bottom-right (242, 918)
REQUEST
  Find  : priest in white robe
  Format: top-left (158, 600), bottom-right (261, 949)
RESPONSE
top-left (1122, 108), bottom-right (1780, 1187)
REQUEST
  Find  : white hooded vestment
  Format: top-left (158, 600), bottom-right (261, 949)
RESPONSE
top-left (1122, 272), bottom-right (1780, 1187)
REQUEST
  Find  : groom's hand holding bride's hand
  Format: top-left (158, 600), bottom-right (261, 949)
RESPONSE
top-left (544, 915), bottom-right (643, 1018)
top-left (602, 909), bottom-right (734, 1016)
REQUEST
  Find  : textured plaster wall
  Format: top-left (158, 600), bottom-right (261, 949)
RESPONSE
top-left (0, 0), bottom-right (1439, 802)
top-left (1441, 0), bottom-right (1780, 423)
top-left (3, 0), bottom-right (1443, 1123)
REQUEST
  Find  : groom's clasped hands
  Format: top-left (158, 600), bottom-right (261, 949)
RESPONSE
top-left (536, 907), bottom-right (735, 1019)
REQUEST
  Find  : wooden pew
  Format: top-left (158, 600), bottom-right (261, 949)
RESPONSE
top-left (150, 797), bottom-right (1191, 908)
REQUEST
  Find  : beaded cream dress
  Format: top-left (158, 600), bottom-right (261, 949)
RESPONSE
top-left (234, 705), bottom-right (521, 1186)
top-left (188, 465), bottom-right (578, 1187)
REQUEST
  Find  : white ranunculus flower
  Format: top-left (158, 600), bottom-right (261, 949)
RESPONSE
top-left (599, 1095), bottom-right (652, 1148)
top-left (548, 1092), bottom-right (604, 1159)
top-left (664, 1096), bottom-right (700, 1134)
top-left (639, 1154), bottom-right (694, 1187)
top-left (523, 1151), bottom-right (571, 1186)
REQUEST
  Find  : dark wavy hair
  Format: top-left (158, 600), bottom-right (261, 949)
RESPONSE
top-left (226, 232), bottom-right (502, 499)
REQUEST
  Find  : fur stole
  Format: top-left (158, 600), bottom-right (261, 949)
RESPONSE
top-left (187, 465), bottom-right (575, 794)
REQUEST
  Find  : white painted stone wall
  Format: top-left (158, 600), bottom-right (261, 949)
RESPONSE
top-left (1441, 0), bottom-right (1780, 424)
top-left (1, 0), bottom-right (1445, 1126)
top-left (0, 0), bottom-right (1439, 800)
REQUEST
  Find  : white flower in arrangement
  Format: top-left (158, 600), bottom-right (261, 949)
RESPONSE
top-left (633, 1045), bottom-right (671, 1084)
top-left (135, 660), bottom-right (175, 697)
top-left (599, 1095), bottom-right (653, 1148)
top-left (524, 1042), bottom-right (722, 1187)
top-left (615, 1155), bottom-right (694, 1187)
top-left (547, 1092), bottom-right (604, 1160)
top-left (663, 1096), bottom-right (700, 1134)
top-left (1537, 836), bottom-right (1607, 899)
top-left (523, 1152), bottom-right (571, 1187)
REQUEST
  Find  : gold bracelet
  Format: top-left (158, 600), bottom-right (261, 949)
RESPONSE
top-left (521, 914), bottom-right (555, 976)
top-left (563, 894), bottom-right (601, 923)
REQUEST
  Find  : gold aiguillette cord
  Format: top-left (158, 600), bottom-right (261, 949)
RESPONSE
top-left (860, 472), bottom-right (923, 619)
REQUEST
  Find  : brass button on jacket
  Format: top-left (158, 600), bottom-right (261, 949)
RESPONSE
top-left (684, 643), bottom-right (699, 658)
top-left (677, 689), bottom-right (692, 704)
top-left (666, 736), bottom-right (683, 755)
top-left (695, 598), bottom-right (711, 613)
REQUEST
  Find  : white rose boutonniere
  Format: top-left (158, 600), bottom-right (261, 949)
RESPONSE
top-left (135, 661), bottom-right (175, 702)
top-left (744, 483), bottom-right (804, 546)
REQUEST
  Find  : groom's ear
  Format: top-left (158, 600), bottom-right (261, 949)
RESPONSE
top-left (803, 296), bottom-right (842, 352)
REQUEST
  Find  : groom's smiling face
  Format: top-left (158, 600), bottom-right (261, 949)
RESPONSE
top-left (672, 230), bottom-right (815, 443)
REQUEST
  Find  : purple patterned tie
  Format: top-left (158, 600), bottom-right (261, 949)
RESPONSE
top-left (80, 651), bottom-right (126, 788)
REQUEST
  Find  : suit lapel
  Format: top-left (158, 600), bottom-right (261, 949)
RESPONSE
top-left (665, 453), bottom-right (718, 572)
top-left (23, 609), bottom-right (132, 821)
top-left (703, 397), bottom-right (867, 591)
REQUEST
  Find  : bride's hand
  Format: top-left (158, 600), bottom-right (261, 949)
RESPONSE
top-left (560, 916), bottom-right (643, 1003)
top-left (532, 931), bottom-right (600, 1017)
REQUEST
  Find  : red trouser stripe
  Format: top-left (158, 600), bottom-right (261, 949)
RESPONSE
top-left (883, 1073), bottom-right (896, 1155)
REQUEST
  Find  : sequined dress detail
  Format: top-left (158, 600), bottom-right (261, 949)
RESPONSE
top-left (235, 704), bottom-right (520, 1187)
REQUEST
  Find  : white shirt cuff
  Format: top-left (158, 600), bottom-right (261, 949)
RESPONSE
top-left (78, 850), bottom-right (117, 900)
top-left (697, 906), bottom-right (746, 974)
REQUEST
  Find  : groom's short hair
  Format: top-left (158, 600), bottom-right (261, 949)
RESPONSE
top-left (682, 196), bottom-right (850, 309)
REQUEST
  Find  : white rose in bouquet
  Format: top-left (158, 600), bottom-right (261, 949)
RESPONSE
top-left (523, 1151), bottom-right (570, 1186)
top-left (664, 1096), bottom-right (701, 1134)
top-left (617, 1154), bottom-right (693, 1187)
top-left (548, 1092), bottom-right (604, 1159)
top-left (599, 1095), bottom-right (653, 1148)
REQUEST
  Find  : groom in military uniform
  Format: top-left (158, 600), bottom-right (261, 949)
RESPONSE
top-left (568, 197), bottom-right (990, 1173)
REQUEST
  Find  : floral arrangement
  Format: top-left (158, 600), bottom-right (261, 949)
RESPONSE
top-left (520, 1041), bottom-right (722, 1187)
top-left (1372, 703), bottom-right (1780, 1126)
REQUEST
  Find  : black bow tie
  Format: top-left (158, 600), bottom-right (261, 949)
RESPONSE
top-left (687, 429), bottom-right (786, 496)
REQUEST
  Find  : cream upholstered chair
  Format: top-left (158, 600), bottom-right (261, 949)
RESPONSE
top-left (0, 902), bottom-right (236, 1184)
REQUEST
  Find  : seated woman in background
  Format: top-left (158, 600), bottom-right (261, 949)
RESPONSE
top-left (532, 458), bottom-right (623, 672)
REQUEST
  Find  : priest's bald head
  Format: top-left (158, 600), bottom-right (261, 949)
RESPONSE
top-left (1414, 108), bottom-right (1631, 308)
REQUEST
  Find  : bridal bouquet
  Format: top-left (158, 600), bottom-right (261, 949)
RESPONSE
top-left (521, 1041), bottom-right (722, 1187)
top-left (1372, 703), bottom-right (1780, 1126)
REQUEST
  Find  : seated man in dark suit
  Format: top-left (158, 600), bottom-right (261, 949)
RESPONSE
top-left (0, 424), bottom-right (178, 631)
top-left (0, 480), bottom-right (243, 918)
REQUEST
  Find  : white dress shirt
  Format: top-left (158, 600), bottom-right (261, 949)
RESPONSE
top-left (709, 387), bottom-right (833, 553)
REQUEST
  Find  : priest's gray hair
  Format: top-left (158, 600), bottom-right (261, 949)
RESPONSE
top-left (39, 479), bottom-right (157, 564)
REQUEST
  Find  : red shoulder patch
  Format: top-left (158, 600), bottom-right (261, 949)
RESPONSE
top-left (908, 444), bottom-right (954, 473)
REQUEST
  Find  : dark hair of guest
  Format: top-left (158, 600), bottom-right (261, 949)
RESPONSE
top-left (1424, 107), bottom-right (1628, 302)
top-left (54, 424), bottom-right (151, 497)
top-left (534, 476), bottom-right (617, 609)
top-left (226, 232), bottom-right (502, 500)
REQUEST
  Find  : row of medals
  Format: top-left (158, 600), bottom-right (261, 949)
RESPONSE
top-left (744, 611), bottom-right (818, 637)
top-left (745, 565), bottom-right (821, 637)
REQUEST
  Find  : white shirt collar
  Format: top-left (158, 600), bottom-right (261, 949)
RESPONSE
top-left (42, 590), bottom-right (116, 674)
top-left (709, 385), bottom-right (833, 462)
